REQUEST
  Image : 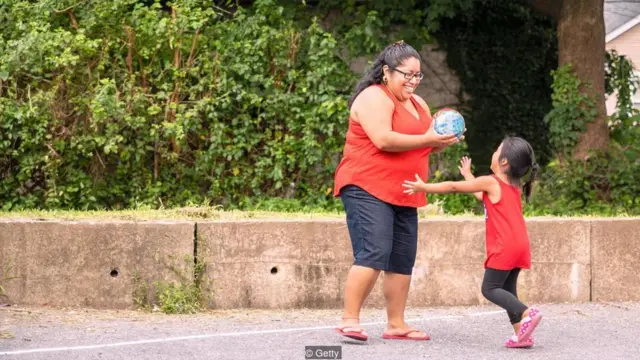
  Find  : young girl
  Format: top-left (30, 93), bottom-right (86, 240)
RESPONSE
top-left (402, 136), bottom-right (542, 348)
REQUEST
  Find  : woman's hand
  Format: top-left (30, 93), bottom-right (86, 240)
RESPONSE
top-left (425, 124), bottom-right (459, 148)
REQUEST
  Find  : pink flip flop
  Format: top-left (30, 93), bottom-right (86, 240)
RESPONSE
top-left (517, 307), bottom-right (542, 342)
top-left (505, 335), bottom-right (534, 348)
top-left (335, 326), bottom-right (368, 341)
top-left (382, 329), bottom-right (430, 341)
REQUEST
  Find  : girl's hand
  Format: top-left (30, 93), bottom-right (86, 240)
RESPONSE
top-left (402, 174), bottom-right (426, 195)
top-left (458, 156), bottom-right (473, 178)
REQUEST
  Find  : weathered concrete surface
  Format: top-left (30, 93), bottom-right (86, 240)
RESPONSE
top-left (0, 220), bottom-right (194, 309)
top-left (368, 220), bottom-right (487, 307)
top-left (365, 219), bottom-right (591, 307)
top-left (198, 218), bottom-right (598, 309)
top-left (2, 217), bottom-right (639, 310)
top-left (591, 218), bottom-right (640, 301)
top-left (518, 219), bottom-right (592, 304)
top-left (198, 220), bottom-right (353, 309)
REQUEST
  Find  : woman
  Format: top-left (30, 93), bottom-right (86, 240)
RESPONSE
top-left (333, 40), bottom-right (461, 341)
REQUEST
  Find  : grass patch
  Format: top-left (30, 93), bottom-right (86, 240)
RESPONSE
top-left (0, 330), bottom-right (15, 339)
top-left (131, 231), bottom-right (213, 315)
top-left (153, 251), bottom-right (211, 315)
top-left (0, 206), bottom-right (345, 221)
top-left (0, 205), bottom-right (637, 222)
top-left (0, 260), bottom-right (17, 304)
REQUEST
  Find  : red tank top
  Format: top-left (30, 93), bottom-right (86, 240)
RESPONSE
top-left (333, 84), bottom-right (433, 207)
top-left (482, 175), bottom-right (531, 270)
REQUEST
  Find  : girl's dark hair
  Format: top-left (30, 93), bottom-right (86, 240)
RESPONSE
top-left (499, 136), bottom-right (539, 203)
top-left (347, 40), bottom-right (421, 108)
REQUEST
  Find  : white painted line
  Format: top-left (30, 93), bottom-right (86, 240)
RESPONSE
top-left (469, 310), bottom-right (505, 316)
top-left (0, 310), bottom-right (504, 356)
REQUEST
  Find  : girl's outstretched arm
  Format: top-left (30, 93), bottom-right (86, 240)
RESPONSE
top-left (402, 174), bottom-right (498, 198)
top-left (458, 156), bottom-right (483, 201)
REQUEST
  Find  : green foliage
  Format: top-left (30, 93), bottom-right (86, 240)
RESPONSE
top-left (132, 270), bottom-right (151, 310)
top-left (305, 0), bottom-right (428, 57)
top-left (543, 64), bottom-right (598, 157)
top-left (427, 141), bottom-right (481, 214)
top-left (154, 252), bottom-right (210, 314)
top-left (155, 280), bottom-right (204, 314)
top-left (433, 0), bottom-right (557, 174)
top-left (290, 0), bottom-right (474, 58)
top-left (528, 138), bottom-right (640, 216)
top-left (0, 0), bottom-right (636, 217)
top-left (0, 0), bottom-right (355, 210)
top-left (529, 52), bottom-right (640, 216)
top-left (424, 50), bottom-right (639, 216)
top-left (605, 50), bottom-right (640, 144)
top-left (423, 0), bottom-right (475, 32)
top-left (133, 250), bottom-right (211, 314)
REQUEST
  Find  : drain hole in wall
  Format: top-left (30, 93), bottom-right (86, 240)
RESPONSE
top-left (270, 267), bottom-right (278, 275)
top-left (110, 268), bottom-right (120, 278)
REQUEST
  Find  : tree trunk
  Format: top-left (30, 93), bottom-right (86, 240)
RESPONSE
top-left (558, 0), bottom-right (608, 158)
top-left (526, 0), bottom-right (609, 158)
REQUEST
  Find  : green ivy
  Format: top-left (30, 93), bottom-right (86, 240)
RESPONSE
top-left (427, 141), bottom-right (482, 214)
top-left (543, 64), bottom-right (598, 157)
top-left (605, 50), bottom-right (640, 144)
top-left (529, 52), bottom-right (640, 215)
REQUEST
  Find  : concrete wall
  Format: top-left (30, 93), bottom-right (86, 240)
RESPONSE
top-left (1, 218), bottom-right (639, 309)
top-left (591, 219), bottom-right (640, 301)
top-left (198, 218), bottom-right (599, 309)
top-left (0, 220), bottom-right (194, 309)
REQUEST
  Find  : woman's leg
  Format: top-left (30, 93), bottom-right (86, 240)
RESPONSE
top-left (342, 266), bottom-right (380, 324)
top-left (382, 205), bottom-right (428, 339)
top-left (338, 186), bottom-right (394, 338)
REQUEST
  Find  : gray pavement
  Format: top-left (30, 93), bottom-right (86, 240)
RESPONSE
top-left (1, 301), bottom-right (639, 360)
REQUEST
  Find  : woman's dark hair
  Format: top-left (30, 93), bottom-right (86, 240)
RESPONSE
top-left (499, 136), bottom-right (539, 203)
top-left (347, 40), bottom-right (421, 108)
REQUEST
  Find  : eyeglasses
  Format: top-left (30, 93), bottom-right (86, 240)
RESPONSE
top-left (392, 68), bottom-right (424, 81)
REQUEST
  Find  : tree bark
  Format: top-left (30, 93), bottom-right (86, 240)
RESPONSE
top-left (527, 0), bottom-right (609, 158)
top-left (558, 0), bottom-right (609, 158)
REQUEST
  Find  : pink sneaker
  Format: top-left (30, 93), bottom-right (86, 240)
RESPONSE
top-left (517, 307), bottom-right (542, 342)
top-left (505, 335), bottom-right (534, 348)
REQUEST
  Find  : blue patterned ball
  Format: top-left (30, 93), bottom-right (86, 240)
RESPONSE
top-left (433, 108), bottom-right (465, 138)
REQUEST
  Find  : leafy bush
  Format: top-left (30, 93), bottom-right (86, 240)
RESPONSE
top-left (527, 137), bottom-right (640, 216)
top-left (0, 0), bottom-right (354, 210)
top-left (1, 0), bottom-right (637, 217)
top-left (543, 64), bottom-right (598, 158)
top-left (528, 56), bottom-right (640, 216)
